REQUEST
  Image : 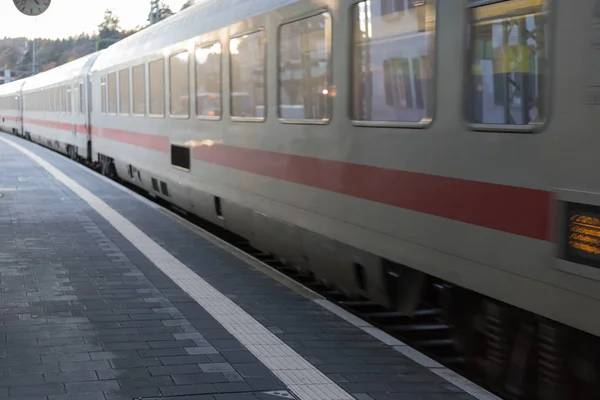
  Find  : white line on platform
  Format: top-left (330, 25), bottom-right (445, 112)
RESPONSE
top-left (314, 299), bottom-right (501, 400)
top-left (0, 137), bottom-right (355, 400)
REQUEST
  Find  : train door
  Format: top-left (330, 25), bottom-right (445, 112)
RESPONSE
top-left (85, 75), bottom-right (93, 161)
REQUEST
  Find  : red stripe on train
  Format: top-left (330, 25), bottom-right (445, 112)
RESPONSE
top-left (192, 144), bottom-right (552, 242)
top-left (17, 116), bottom-right (553, 241)
top-left (23, 118), bottom-right (88, 134)
top-left (98, 127), bottom-right (170, 153)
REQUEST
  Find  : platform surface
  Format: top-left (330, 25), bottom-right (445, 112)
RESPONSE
top-left (0, 132), bottom-right (480, 400)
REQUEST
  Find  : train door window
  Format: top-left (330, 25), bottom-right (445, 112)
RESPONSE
top-left (119, 68), bottom-right (130, 115)
top-left (149, 58), bottom-right (165, 117)
top-left (195, 42), bottom-right (221, 119)
top-left (89, 77), bottom-right (93, 113)
top-left (67, 86), bottom-right (72, 113)
top-left (278, 12), bottom-right (332, 122)
top-left (467, 0), bottom-right (549, 128)
top-left (101, 75), bottom-right (107, 114)
top-left (62, 86), bottom-right (68, 113)
top-left (351, 0), bottom-right (436, 125)
top-left (74, 85), bottom-right (80, 114)
top-left (229, 30), bottom-right (266, 120)
top-left (79, 83), bottom-right (84, 114)
top-left (169, 51), bottom-right (190, 118)
top-left (107, 72), bottom-right (117, 114)
top-left (132, 64), bottom-right (146, 115)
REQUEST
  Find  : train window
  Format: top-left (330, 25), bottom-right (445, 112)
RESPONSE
top-left (119, 68), bottom-right (130, 115)
top-left (79, 83), bottom-right (84, 114)
top-left (68, 86), bottom-right (73, 113)
top-left (230, 30), bottom-right (265, 120)
top-left (101, 76), bottom-right (107, 114)
top-left (89, 77), bottom-right (93, 113)
top-left (468, 0), bottom-right (548, 128)
top-left (149, 58), bottom-right (165, 117)
top-left (74, 85), bottom-right (80, 114)
top-left (132, 64), bottom-right (146, 115)
top-left (169, 51), bottom-right (190, 118)
top-left (195, 42), bottom-right (221, 119)
top-left (63, 86), bottom-right (69, 113)
top-left (351, 0), bottom-right (436, 125)
top-left (278, 12), bottom-right (332, 122)
top-left (107, 72), bottom-right (117, 114)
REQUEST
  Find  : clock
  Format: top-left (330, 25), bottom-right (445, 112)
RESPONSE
top-left (13, 0), bottom-right (51, 16)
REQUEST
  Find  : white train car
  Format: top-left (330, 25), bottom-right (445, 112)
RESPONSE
top-left (7, 0), bottom-right (600, 396)
top-left (87, 0), bottom-right (560, 332)
top-left (0, 79), bottom-right (26, 135)
top-left (22, 52), bottom-right (100, 159)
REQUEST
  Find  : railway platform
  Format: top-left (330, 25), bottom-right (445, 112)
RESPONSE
top-left (0, 132), bottom-right (491, 400)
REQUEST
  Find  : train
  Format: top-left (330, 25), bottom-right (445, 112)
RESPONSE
top-left (1, 0), bottom-right (599, 397)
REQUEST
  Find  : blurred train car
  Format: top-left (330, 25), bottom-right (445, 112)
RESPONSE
top-left (21, 52), bottom-right (99, 159)
top-left (0, 79), bottom-right (25, 135)
top-left (2, 0), bottom-right (600, 397)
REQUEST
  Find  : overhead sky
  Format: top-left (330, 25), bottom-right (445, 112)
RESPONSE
top-left (0, 0), bottom-right (189, 39)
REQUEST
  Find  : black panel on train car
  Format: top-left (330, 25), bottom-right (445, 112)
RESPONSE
top-left (562, 201), bottom-right (600, 269)
top-left (171, 145), bottom-right (190, 170)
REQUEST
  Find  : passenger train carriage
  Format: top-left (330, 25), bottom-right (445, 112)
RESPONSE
top-left (21, 52), bottom-right (99, 159)
top-left (0, 79), bottom-right (25, 135)
top-left (0, 0), bottom-right (598, 397)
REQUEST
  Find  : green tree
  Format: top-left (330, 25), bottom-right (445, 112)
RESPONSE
top-left (181, 0), bottom-right (195, 11)
top-left (0, 46), bottom-right (21, 69)
top-left (97, 9), bottom-right (121, 51)
top-left (148, 0), bottom-right (174, 25)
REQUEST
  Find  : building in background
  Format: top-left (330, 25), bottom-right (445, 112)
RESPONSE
top-left (0, 70), bottom-right (14, 85)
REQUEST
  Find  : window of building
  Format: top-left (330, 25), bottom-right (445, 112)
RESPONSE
top-left (169, 51), bottom-right (189, 117)
top-left (195, 42), bottom-right (221, 118)
top-left (132, 64), bottom-right (146, 115)
top-left (468, 0), bottom-right (548, 127)
top-left (279, 13), bottom-right (331, 121)
top-left (380, 0), bottom-right (421, 15)
top-left (149, 58), bottom-right (165, 116)
top-left (230, 30), bottom-right (265, 119)
top-left (119, 68), bottom-right (130, 115)
top-left (107, 72), bottom-right (117, 114)
top-left (352, 0), bottom-right (436, 124)
top-left (101, 76), bottom-right (106, 114)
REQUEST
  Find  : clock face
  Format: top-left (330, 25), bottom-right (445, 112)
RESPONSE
top-left (13, 0), bottom-right (51, 16)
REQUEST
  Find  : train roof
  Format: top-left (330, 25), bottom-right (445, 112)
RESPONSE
top-left (90, 0), bottom-right (299, 73)
top-left (0, 79), bottom-right (26, 96)
top-left (22, 51), bottom-right (102, 92)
